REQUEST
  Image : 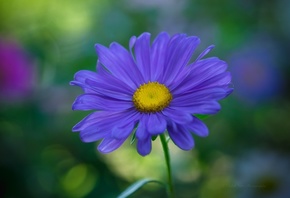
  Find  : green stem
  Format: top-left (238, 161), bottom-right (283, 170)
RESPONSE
top-left (160, 133), bottom-right (175, 198)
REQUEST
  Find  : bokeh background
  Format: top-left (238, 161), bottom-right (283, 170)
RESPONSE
top-left (1, 0), bottom-right (290, 197)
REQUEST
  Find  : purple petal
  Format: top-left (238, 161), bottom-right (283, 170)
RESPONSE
top-left (171, 58), bottom-right (228, 94)
top-left (73, 112), bottom-right (109, 132)
top-left (134, 32), bottom-right (151, 82)
top-left (146, 113), bottom-right (167, 135)
top-left (70, 70), bottom-right (99, 93)
top-left (187, 116), bottom-right (209, 137)
top-left (77, 112), bottom-right (129, 142)
top-left (137, 136), bottom-right (152, 156)
top-left (75, 110), bottom-right (133, 133)
top-left (80, 125), bottom-right (109, 142)
top-left (112, 123), bottom-right (134, 140)
top-left (72, 94), bottom-right (132, 111)
top-left (129, 35), bottom-right (137, 52)
top-left (168, 123), bottom-right (194, 150)
top-left (109, 42), bottom-right (144, 86)
top-left (98, 137), bottom-right (127, 153)
top-left (95, 44), bottom-right (136, 88)
top-left (162, 34), bottom-right (200, 84)
top-left (159, 34), bottom-right (185, 83)
top-left (96, 60), bottom-right (109, 75)
top-left (150, 32), bottom-right (170, 81)
top-left (173, 87), bottom-right (231, 104)
top-left (72, 94), bottom-right (99, 111)
top-left (70, 67), bottom-right (135, 99)
top-left (192, 57), bottom-right (227, 76)
top-left (193, 72), bottom-right (232, 90)
top-left (70, 70), bottom-right (98, 85)
top-left (79, 110), bottom-right (139, 143)
top-left (170, 101), bottom-right (221, 114)
top-left (194, 45), bottom-right (215, 63)
top-left (162, 108), bottom-right (192, 124)
top-left (85, 79), bottom-right (132, 101)
top-left (136, 115), bottom-right (148, 141)
top-left (111, 113), bottom-right (140, 139)
top-left (73, 112), bottom-right (103, 132)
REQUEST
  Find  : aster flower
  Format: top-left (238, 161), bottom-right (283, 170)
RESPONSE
top-left (0, 37), bottom-right (35, 101)
top-left (71, 32), bottom-right (232, 156)
top-left (230, 38), bottom-right (282, 106)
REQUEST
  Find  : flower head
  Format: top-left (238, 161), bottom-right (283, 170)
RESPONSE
top-left (71, 32), bottom-right (233, 156)
top-left (230, 39), bottom-right (282, 106)
top-left (0, 37), bottom-right (35, 101)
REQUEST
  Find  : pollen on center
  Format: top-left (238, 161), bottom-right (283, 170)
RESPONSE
top-left (133, 81), bottom-right (172, 113)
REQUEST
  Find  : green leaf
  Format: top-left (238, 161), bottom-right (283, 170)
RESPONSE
top-left (130, 132), bottom-right (136, 145)
top-left (130, 127), bottom-right (138, 145)
top-left (117, 179), bottom-right (164, 198)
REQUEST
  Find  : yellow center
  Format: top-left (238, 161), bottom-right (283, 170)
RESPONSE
top-left (133, 82), bottom-right (172, 113)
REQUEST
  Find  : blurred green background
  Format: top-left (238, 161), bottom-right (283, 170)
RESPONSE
top-left (1, 0), bottom-right (290, 197)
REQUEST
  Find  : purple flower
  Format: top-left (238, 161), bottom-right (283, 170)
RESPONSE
top-left (230, 39), bottom-right (283, 106)
top-left (71, 32), bottom-right (232, 156)
top-left (0, 37), bottom-right (35, 101)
